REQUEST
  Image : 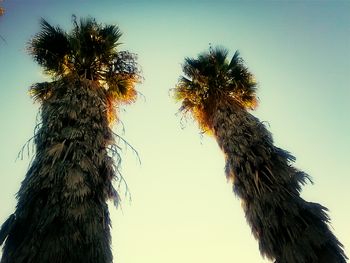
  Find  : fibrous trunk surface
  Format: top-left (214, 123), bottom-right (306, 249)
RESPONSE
top-left (211, 101), bottom-right (347, 263)
top-left (1, 78), bottom-right (118, 263)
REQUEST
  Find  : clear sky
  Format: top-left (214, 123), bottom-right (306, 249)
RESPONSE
top-left (0, 1), bottom-right (349, 262)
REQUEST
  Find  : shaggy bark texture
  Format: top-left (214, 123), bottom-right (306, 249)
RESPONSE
top-left (0, 78), bottom-right (120, 263)
top-left (211, 101), bottom-right (347, 263)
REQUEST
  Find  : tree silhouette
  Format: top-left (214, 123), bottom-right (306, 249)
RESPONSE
top-left (0, 16), bottom-right (140, 263)
top-left (174, 46), bottom-right (347, 263)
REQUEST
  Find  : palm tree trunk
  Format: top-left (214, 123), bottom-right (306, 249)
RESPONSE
top-left (1, 77), bottom-right (118, 263)
top-left (211, 101), bottom-right (347, 263)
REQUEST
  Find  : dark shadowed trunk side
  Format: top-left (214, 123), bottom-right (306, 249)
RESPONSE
top-left (0, 77), bottom-right (119, 263)
top-left (209, 98), bottom-right (347, 263)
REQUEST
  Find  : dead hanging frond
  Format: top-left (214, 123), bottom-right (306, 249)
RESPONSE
top-left (102, 153), bottom-right (132, 208)
top-left (111, 131), bottom-right (141, 165)
top-left (108, 185), bottom-right (122, 208)
top-left (174, 98), bottom-right (213, 135)
top-left (47, 140), bottom-right (66, 166)
top-left (106, 94), bottom-right (117, 125)
top-left (16, 119), bottom-right (42, 161)
top-left (177, 97), bottom-right (214, 135)
top-left (112, 164), bottom-right (132, 206)
top-left (104, 130), bottom-right (140, 206)
top-left (16, 135), bottom-right (36, 161)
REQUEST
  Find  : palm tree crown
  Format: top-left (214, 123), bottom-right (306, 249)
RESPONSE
top-left (29, 16), bottom-right (140, 122)
top-left (175, 46), bottom-right (258, 132)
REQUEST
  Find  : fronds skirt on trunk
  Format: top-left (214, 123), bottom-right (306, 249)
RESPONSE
top-left (212, 103), bottom-right (347, 263)
top-left (0, 78), bottom-right (119, 263)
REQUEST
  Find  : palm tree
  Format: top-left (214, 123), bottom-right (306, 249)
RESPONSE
top-left (174, 46), bottom-right (347, 263)
top-left (0, 16), bottom-right (140, 263)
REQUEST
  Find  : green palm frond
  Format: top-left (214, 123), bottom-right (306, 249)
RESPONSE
top-left (228, 50), bottom-right (240, 68)
top-left (99, 25), bottom-right (122, 57)
top-left (29, 18), bottom-right (70, 75)
top-left (209, 45), bottom-right (229, 66)
top-left (227, 50), bottom-right (257, 106)
top-left (68, 17), bottom-right (123, 79)
top-left (69, 17), bottom-right (102, 78)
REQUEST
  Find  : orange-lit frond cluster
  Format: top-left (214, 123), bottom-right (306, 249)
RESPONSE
top-left (106, 96), bottom-right (117, 125)
top-left (174, 77), bottom-right (208, 105)
top-left (106, 74), bottom-right (140, 104)
top-left (174, 84), bottom-right (213, 135)
top-left (105, 74), bottom-right (141, 124)
top-left (191, 105), bottom-right (214, 135)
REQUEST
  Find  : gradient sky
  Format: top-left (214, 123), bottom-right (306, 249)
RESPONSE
top-left (0, 1), bottom-right (349, 262)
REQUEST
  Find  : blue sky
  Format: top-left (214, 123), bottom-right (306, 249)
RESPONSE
top-left (0, 1), bottom-right (349, 262)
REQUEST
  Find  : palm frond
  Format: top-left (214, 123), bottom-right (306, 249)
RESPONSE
top-left (103, 50), bottom-right (141, 105)
top-left (99, 25), bottom-right (122, 53)
top-left (210, 46), bottom-right (229, 65)
top-left (29, 18), bottom-right (70, 75)
top-left (106, 74), bottom-right (138, 103)
top-left (175, 76), bottom-right (205, 105)
top-left (109, 51), bottom-right (140, 75)
top-left (29, 81), bottom-right (55, 102)
top-left (229, 50), bottom-right (240, 69)
top-left (227, 51), bottom-right (258, 109)
top-left (103, 72), bottom-right (138, 123)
